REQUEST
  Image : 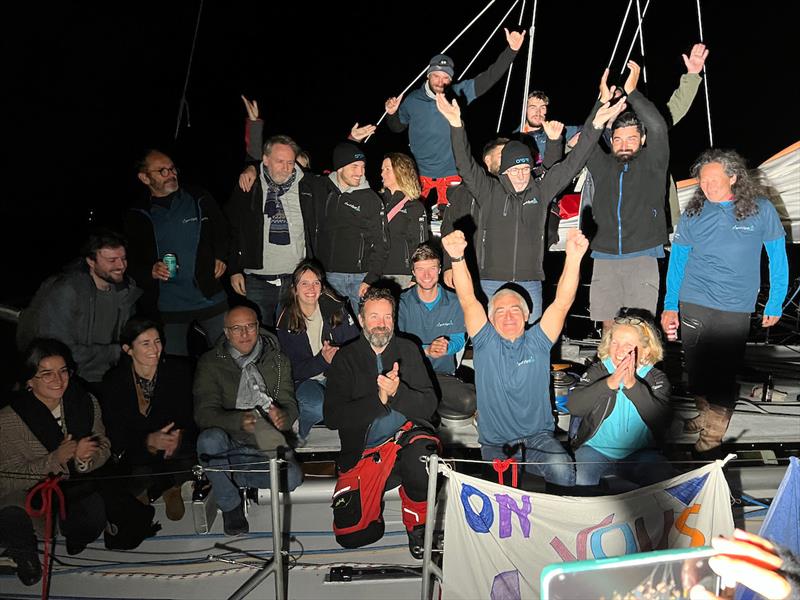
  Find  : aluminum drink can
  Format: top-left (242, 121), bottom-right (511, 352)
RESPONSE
top-left (163, 254), bottom-right (177, 279)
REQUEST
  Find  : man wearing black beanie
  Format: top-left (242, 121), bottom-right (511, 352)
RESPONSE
top-left (436, 86), bottom-right (628, 323)
top-left (311, 141), bottom-right (389, 315)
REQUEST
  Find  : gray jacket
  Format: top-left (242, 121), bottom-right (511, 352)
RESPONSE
top-left (17, 261), bottom-right (141, 382)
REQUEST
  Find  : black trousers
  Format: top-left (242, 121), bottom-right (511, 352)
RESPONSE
top-left (384, 437), bottom-right (439, 502)
top-left (681, 302), bottom-right (750, 409)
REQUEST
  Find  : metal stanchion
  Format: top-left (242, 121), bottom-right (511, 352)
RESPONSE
top-left (228, 456), bottom-right (285, 600)
top-left (420, 454), bottom-right (443, 600)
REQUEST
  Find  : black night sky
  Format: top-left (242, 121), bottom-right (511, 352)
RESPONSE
top-left (2, 1), bottom-right (798, 303)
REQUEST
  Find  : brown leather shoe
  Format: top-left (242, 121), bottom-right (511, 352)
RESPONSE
top-left (683, 396), bottom-right (710, 433)
top-left (162, 485), bottom-right (185, 521)
top-left (694, 404), bottom-right (733, 453)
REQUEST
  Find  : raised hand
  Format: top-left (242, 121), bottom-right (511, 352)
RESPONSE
top-left (564, 229), bottom-right (589, 259)
top-left (350, 122), bottom-right (377, 142)
top-left (543, 120), bottom-right (565, 140)
top-left (441, 230), bottom-right (468, 259)
top-left (152, 261), bottom-right (171, 281)
top-left (592, 94), bottom-right (627, 129)
top-left (623, 60), bottom-right (641, 94)
top-left (682, 43), bottom-right (709, 75)
top-left (435, 93), bottom-right (462, 127)
top-left (241, 95), bottom-right (259, 121)
top-left (385, 94), bottom-right (403, 116)
top-left (598, 68), bottom-right (612, 103)
top-left (504, 27), bottom-right (525, 52)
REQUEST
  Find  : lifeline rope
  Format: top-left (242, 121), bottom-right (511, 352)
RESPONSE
top-left (25, 475), bottom-right (66, 600)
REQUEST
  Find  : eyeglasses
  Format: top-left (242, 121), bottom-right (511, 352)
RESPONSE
top-left (34, 367), bottom-right (72, 383)
top-left (226, 322), bottom-right (259, 335)
top-left (614, 316), bottom-right (646, 326)
top-left (506, 166), bottom-right (531, 177)
top-left (148, 166), bottom-right (178, 177)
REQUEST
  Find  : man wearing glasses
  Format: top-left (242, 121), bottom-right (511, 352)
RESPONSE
top-left (436, 88), bottom-right (628, 323)
top-left (194, 306), bottom-right (302, 536)
top-left (124, 149), bottom-right (229, 355)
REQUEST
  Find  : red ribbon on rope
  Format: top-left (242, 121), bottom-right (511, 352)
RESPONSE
top-left (25, 475), bottom-right (66, 600)
top-left (492, 457), bottom-right (518, 488)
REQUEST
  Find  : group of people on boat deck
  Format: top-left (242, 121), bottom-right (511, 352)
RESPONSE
top-left (0, 29), bottom-right (790, 577)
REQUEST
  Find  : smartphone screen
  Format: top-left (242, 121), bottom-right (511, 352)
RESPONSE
top-left (542, 547), bottom-right (730, 599)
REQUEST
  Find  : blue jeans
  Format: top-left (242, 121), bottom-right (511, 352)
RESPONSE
top-left (574, 445), bottom-right (675, 486)
top-left (163, 311), bottom-right (226, 356)
top-left (296, 379), bottom-right (325, 439)
top-left (196, 428), bottom-right (303, 512)
top-left (245, 274), bottom-right (292, 327)
top-left (481, 279), bottom-right (542, 324)
top-left (326, 272), bottom-right (366, 317)
top-left (480, 431), bottom-right (575, 487)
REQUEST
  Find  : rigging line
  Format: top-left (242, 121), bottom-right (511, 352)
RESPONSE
top-left (368, 0), bottom-right (498, 141)
top-left (497, 0), bottom-right (526, 132)
top-left (696, 0), bottom-right (713, 146)
top-left (518, 0), bottom-right (538, 133)
top-left (174, 0), bottom-right (205, 141)
top-left (634, 0), bottom-right (648, 84)
top-left (607, 0), bottom-right (634, 70)
top-left (459, 0), bottom-right (520, 80)
top-left (619, 0), bottom-right (651, 73)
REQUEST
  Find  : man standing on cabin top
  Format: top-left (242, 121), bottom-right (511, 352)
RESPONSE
top-left (226, 134), bottom-right (315, 328)
top-left (442, 228), bottom-right (590, 488)
top-left (311, 142), bottom-right (389, 316)
top-left (384, 28), bottom-right (525, 213)
top-left (586, 63), bottom-right (670, 331)
top-left (126, 150), bottom-right (229, 356)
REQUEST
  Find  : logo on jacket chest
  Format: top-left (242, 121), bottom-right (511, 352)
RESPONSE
top-left (517, 356), bottom-right (535, 367)
top-left (522, 198), bottom-right (538, 206)
top-left (344, 202), bottom-right (361, 212)
top-left (436, 320), bottom-right (453, 328)
top-left (182, 217), bottom-right (199, 224)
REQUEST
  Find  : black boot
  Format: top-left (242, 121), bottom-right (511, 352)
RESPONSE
top-left (407, 524), bottom-right (425, 560)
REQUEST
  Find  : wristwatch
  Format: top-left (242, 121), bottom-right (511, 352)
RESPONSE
top-left (450, 255), bottom-right (465, 262)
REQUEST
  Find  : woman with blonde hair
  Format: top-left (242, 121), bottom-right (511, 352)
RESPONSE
top-left (567, 310), bottom-right (674, 487)
top-left (381, 153), bottom-right (430, 288)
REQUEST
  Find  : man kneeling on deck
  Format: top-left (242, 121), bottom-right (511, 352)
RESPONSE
top-left (194, 306), bottom-right (303, 536)
top-left (324, 288), bottom-right (440, 559)
top-left (442, 229), bottom-right (590, 488)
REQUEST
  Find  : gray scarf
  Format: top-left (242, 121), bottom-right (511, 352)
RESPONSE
top-left (228, 337), bottom-right (274, 410)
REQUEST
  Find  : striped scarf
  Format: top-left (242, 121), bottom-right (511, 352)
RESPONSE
top-left (261, 164), bottom-right (296, 246)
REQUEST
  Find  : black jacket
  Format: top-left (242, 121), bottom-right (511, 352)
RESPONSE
top-left (311, 175), bottom-right (389, 284)
top-left (382, 190), bottom-right (429, 276)
top-left (323, 335), bottom-right (437, 471)
top-left (567, 360), bottom-right (672, 449)
top-left (586, 90), bottom-right (670, 254)
top-left (275, 292), bottom-right (360, 384)
top-left (100, 355), bottom-right (197, 465)
top-left (124, 185), bottom-right (229, 318)
top-left (225, 168), bottom-right (317, 274)
top-left (450, 109), bottom-right (602, 281)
